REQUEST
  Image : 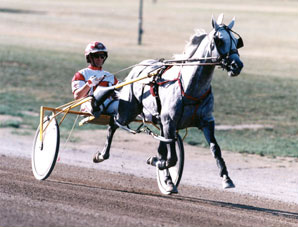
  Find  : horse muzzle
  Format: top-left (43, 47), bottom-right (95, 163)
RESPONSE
top-left (223, 54), bottom-right (243, 77)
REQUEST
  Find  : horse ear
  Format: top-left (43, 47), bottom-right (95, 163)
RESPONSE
top-left (228, 16), bottom-right (235, 29)
top-left (217, 13), bottom-right (224, 24)
top-left (211, 15), bottom-right (219, 30)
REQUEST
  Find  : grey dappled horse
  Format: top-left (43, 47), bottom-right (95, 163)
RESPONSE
top-left (94, 14), bottom-right (244, 193)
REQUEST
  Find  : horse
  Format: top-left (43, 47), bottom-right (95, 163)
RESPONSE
top-left (93, 14), bottom-right (244, 193)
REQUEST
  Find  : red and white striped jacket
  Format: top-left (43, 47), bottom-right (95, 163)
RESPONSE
top-left (72, 65), bottom-right (118, 96)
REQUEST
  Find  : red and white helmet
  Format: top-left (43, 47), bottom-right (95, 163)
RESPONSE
top-left (85, 41), bottom-right (108, 56)
top-left (85, 41), bottom-right (108, 63)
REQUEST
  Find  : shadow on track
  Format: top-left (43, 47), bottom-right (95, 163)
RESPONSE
top-left (48, 179), bottom-right (298, 220)
top-left (174, 195), bottom-right (298, 220)
top-left (0, 8), bottom-right (46, 15)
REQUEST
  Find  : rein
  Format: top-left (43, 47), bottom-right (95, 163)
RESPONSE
top-left (112, 57), bottom-right (220, 76)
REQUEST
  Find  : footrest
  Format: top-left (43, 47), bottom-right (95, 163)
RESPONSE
top-left (78, 115), bottom-right (111, 126)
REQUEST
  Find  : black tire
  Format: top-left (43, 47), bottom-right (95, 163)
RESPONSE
top-left (156, 133), bottom-right (184, 195)
top-left (32, 116), bottom-right (60, 180)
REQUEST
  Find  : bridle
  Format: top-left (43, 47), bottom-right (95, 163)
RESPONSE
top-left (213, 25), bottom-right (243, 58)
top-left (212, 25), bottom-right (244, 72)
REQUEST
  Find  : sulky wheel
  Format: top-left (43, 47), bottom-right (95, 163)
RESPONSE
top-left (32, 115), bottom-right (60, 180)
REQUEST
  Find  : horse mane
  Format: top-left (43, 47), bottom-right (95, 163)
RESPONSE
top-left (174, 29), bottom-right (207, 60)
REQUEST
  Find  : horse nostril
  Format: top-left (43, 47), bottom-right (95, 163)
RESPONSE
top-left (230, 59), bottom-right (243, 73)
top-left (227, 60), bottom-right (237, 71)
top-left (232, 60), bottom-right (237, 68)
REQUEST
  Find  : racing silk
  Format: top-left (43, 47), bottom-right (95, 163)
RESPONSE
top-left (72, 65), bottom-right (118, 95)
top-left (71, 65), bottom-right (119, 114)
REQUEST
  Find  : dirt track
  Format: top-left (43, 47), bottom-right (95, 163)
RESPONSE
top-left (1, 127), bottom-right (298, 226)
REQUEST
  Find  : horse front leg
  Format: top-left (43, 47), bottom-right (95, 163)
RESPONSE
top-left (147, 120), bottom-right (178, 193)
top-left (202, 121), bottom-right (235, 189)
top-left (147, 121), bottom-right (177, 169)
top-left (93, 118), bottom-right (118, 163)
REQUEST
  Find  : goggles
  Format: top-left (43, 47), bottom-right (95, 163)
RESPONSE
top-left (91, 52), bottom-right (107, 59)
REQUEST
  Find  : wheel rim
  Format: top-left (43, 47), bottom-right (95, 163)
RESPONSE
top-left (32, 117), bottom-right (59, 180)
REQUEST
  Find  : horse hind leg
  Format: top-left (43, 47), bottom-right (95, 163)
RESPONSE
top-left (202, 121), bottom-right (235, 189)
top-left (93, 118), bottom-right (118, 163)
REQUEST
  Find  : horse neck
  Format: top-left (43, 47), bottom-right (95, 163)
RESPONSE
top-left (180, 36), bottom-right (216, 97)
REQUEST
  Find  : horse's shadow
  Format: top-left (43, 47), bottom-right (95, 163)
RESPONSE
top-left (173, 195), bottom-right (298, 220)
top-left (48, 179), bottom-right (298, 220)
top-left (0, 8), bottom-right (46, 15)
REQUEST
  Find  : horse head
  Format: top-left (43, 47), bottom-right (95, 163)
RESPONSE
top-left (211, 14), bottom-right (244, 77)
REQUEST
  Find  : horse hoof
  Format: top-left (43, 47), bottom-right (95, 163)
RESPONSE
top-left (146, 156), bottom-right (158, 166)
top-left (165, 178), bottom-right (178, 194)
top-left (93, 152), bottom-right (109, 163)
top-left (222, 175), bottom-right (235, 189)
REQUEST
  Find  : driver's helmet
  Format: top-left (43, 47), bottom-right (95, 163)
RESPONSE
top-left (85, 41), bottom-right (108, 63)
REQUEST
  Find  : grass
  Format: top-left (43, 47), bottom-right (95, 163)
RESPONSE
top-left (1, 0), bottom-right (298, 157)
top-left (0, 119), bottom-right (21, 128)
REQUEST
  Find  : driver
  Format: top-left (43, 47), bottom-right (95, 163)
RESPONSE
top-left (71, 41), bottom-right (119, 117)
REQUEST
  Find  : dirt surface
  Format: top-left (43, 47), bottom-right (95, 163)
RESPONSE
top-left (1, 126), bottom-right (298, 226)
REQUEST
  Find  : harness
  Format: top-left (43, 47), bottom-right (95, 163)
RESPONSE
top-left (213, 25), bottom-right (243, 66)
top-left (141, 65), bottom-right (211, 123)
